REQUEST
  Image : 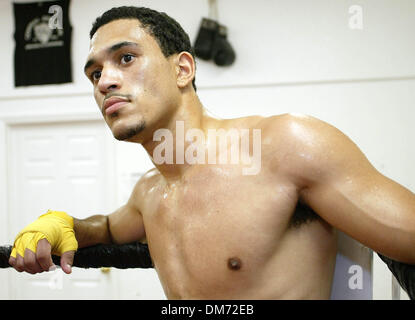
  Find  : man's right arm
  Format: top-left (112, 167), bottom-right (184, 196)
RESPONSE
top-left (9, 179), bottom-right (146, 274)
top-left (74, 203), bottom-right (146, 249)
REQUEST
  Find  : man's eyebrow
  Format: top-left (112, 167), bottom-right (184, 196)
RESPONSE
top-left (84, 59), bottom-right (96, 74)
top-left (84, 41), bottom-right (139, 74)
top-left (108, 41), bottom-right (139, 53)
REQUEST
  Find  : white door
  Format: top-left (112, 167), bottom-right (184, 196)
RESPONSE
top-left (7, 120), bottom-right (117, 299)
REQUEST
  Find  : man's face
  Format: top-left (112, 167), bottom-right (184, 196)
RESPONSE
top-left (84, 19), bottom-right (180, 143)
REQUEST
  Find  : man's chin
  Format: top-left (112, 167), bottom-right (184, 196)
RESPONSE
top-left (113, 122), bottom-right (146, 141)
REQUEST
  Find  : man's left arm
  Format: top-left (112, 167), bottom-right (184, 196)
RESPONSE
top-left (281, 115), bottom-right (415, 264)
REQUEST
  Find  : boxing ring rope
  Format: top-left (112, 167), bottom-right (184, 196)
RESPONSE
top-left (0, 242), bottom-right (413, 299)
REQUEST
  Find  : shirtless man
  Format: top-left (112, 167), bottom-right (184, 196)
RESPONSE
top-left (8, 6), bottom-right (415, 299)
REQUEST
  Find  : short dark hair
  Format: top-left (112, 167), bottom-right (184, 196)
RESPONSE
top-left (90, 6), bottom-right (196, 90)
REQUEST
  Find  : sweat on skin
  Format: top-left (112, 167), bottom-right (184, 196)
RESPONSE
top-left (152, 121), bottom-right (262, 175)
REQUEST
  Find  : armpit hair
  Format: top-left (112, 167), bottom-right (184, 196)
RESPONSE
top-left (289, 201), bottom-right (320, 228)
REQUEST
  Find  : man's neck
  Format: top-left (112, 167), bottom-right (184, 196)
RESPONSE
top-left (141, 93), bottom-right (215, 181)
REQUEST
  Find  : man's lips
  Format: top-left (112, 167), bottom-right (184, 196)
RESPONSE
top-left (103, 97), bottom-right (130, 116)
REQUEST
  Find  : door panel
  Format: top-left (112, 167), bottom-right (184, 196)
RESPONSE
top-left (7, 120), bottom-right (116, 299)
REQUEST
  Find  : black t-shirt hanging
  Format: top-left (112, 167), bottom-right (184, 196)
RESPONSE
top-left (13, 0), bottom-right (72, 87)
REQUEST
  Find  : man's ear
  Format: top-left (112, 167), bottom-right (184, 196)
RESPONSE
top-left (175, 51), bottom-right (195, 89)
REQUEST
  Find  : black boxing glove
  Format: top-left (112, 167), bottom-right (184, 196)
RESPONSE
top-left (194, 18), bottom-right (219, 61)
top-left (212, 24), bottom-right (236, 66)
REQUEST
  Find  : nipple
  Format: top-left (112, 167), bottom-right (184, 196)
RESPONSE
top-left (227, 257), bottom-right (242, 271)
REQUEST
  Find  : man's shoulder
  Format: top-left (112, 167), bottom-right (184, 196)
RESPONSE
top-left (258, 113), bottom-right (351, 176)
top-left (261, 113), bottom-right (363, 185)
top-left (250, 113), bottom-right (331, 145)
top-left (140, 167), bottom-right (162, 181)
top-left (224, 112), bottom-right (323, 131)
top-left (214, 112), bottom-right (324, 131)
top-left (218, 113), bottom-right (337, 156)
top-left (130, 168), bottom-right (163, 201)
top-left (138, 167), bottom-right (163, 188)
top-left (264, 113), bottom-right (351, 150)
top-left (258, 112), bottom-right (323, 131)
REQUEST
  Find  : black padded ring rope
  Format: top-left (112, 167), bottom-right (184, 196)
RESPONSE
top-left (0, 242), bottom-right (153, 269)
top-left (0, 243), bottom-right (413, 299)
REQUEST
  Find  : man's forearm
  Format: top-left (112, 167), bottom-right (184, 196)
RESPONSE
top-left (73, 215), bottom-right (113, 248)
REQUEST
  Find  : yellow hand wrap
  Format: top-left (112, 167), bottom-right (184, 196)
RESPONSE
top-left (10, 210), bottom-right (78, 258)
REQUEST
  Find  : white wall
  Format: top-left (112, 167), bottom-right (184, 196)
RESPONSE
top-left (1, 0), bottom-right (414, 299)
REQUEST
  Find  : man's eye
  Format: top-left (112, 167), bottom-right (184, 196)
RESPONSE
top-left (121, 54), bottom-right (134, 64)
top-left (91, 70), bottom-right (101, 81)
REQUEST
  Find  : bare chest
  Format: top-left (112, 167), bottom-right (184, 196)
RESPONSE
top-left (142, 166), bottom-right (299, 298)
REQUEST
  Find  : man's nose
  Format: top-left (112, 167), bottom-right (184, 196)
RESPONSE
top-left (98, 65), bottom-right (122, 93)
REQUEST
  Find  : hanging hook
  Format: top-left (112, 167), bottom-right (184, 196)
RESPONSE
top-left (208, 0), bottom-right (219, 21)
